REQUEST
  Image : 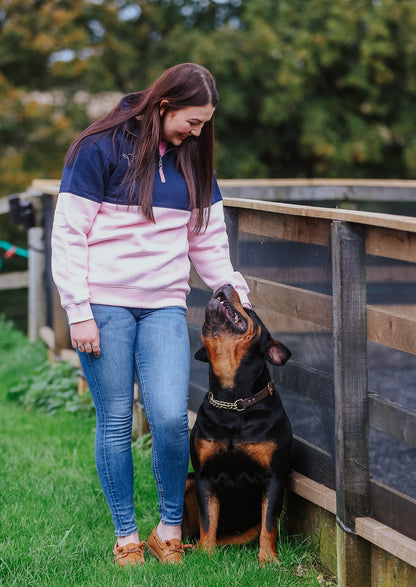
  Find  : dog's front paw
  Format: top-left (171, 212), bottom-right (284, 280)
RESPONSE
top-left (258, 533), bottom-right (280, 565)
top-left (199, 540), bottom-right (217, 554)
top-left (258, 547), bottom-right (280, 566)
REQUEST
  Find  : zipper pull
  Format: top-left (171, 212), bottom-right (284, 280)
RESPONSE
top-left (158, 155), bottom-right (166, 183)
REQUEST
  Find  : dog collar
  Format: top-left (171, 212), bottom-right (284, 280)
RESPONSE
top-left (207, 381), bottom-right (275, 411)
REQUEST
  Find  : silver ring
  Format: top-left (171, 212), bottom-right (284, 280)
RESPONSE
top-left (92, 344), bottom-right (99, 348)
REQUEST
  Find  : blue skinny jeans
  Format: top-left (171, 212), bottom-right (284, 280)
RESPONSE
top-left (77, 304), bottom-right (190, 537)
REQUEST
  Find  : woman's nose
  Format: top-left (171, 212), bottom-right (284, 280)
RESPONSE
top-left (191, 125), bottom-right (202, 137)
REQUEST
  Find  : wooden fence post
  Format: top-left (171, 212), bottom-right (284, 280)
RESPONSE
top-left (224, 207), bottom-right (240, 269)
top-left (28, 226), bottom-right (46, 342)
top-left (332, 221), bottom-right (371, 586)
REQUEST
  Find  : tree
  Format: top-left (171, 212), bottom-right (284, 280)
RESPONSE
top-left (161, 0), bottom-right (416, 179)
top-left (1, 0), bottom-right (416, 197)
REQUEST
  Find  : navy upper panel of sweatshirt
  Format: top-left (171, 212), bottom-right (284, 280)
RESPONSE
top-left (59, 131), bottom-right (222, 210)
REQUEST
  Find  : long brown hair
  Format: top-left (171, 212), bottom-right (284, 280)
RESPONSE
top-left (66, 63), bottom-right (218, 232)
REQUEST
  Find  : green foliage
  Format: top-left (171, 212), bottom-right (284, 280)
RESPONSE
top-left (0, 316), bottom-right (46, 394)
top-left (0, 314), bottom-right (27, 353)
top-left (1, 0), bottom-right (416, 196)
top-left (132, 431), bottom-right (153, 454)
top-left (8, 358), bottom-right (94, 415)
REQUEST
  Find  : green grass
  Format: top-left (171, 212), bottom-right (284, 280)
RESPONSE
top-left (0, 316), bottom-right (335, 586)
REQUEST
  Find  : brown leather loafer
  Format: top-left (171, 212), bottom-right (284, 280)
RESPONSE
top-left (113, 540), bottom-right (145, 566)
top-left (146, 526), bottom-right (188, 564)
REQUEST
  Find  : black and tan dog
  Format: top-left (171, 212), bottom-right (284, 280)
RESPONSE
top-left (183, 284), bottom-right (293, 564)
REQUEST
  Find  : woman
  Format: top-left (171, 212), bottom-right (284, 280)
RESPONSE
top-left (51, 63), bottom-right (250, 566)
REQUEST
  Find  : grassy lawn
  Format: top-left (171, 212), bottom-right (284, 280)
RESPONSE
top-left (0, 316), bottom-right (335, 586)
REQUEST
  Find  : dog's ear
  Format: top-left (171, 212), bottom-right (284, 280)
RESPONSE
top-left (194, 346), bottom-right (209, 362)
top-left (266, 339), bottom-right (291, 366)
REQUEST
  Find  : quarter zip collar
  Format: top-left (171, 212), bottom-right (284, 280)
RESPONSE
top-left (158, 142), bottom-right (175, 184)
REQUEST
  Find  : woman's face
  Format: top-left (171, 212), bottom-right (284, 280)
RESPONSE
top-left (160, 103), bottom-right (215, 146)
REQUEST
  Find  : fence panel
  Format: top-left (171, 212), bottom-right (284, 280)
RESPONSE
top-left (188, 197), bottom-right (416, 559)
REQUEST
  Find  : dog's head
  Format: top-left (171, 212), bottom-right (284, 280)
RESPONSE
top-left (195, 284), bottom-right (291, 389)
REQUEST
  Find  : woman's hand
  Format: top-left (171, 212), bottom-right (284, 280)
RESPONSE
top-left (70, 319), bottom-right (100, 358)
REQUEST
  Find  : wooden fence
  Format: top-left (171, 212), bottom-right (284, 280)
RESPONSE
top-left (185, 195), bottom-right (416, 585)
top-left (1, 179), bottom-right (416, 585)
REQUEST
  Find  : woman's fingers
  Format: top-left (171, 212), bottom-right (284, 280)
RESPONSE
top-left (70, 320), bottom-right (100, 357)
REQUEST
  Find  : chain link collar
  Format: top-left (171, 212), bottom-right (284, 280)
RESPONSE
top-left (207, 381), bottom-right (275, 412)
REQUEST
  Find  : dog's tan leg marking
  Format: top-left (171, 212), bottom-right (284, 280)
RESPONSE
top-left (235, 441), bottom-right (276, 469)
top-left (258, 495), bottom-right (279, 565)
top-left (200, 494), bottom-right (220, 553)
top-left (194, 438), bottom-right (227, 466)
top-left (216, 524), bottom-right (261, 546)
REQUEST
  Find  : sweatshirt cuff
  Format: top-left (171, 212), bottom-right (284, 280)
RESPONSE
top-left (235, 288), bottom-right (250, 307)
top-left (64, 300), bottom-right (94, 324)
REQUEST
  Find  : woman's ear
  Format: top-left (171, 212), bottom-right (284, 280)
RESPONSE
top-left (160, 99), bottom-right (169, 117)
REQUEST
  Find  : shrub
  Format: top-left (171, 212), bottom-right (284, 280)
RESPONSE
top-left (8, 359), bottom-right (94, 415)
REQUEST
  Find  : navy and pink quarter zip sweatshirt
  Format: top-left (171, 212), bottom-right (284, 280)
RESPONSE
top-left (51, 129), bottom-right (250, 324)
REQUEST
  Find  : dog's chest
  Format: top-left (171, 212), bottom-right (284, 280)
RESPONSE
top-left (194, 436), bottom-right (277, 474)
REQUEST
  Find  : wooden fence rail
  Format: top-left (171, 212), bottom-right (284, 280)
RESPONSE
top-left (0, 271), bottom-right (29, 291)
